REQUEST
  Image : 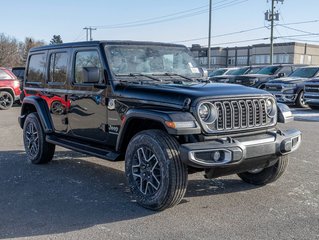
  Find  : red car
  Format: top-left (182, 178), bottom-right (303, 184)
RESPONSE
top-left (0, 67), bottom-right (21, 110)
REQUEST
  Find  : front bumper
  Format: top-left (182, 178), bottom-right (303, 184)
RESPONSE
top-left (268, 91), bottom-right (297, 103)
top-left (180, 129), bottom-right (301, 168)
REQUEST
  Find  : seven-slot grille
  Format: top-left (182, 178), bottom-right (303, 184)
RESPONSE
top-left (205, 98), bottom-right (273, 132)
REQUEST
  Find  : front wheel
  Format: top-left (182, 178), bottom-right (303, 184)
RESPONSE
top-left (296, 90), bottom-right (308, 108)
top-left (0, 91), bottom-right (14, 110)
top-left (23, 113), bottom-right (55, 164)
top-left (125, 130), bottom-right (188, 211)
top-left (237, 155), bottom-right (288, 185)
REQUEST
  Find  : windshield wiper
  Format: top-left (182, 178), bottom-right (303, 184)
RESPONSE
top-left (153, 73), bottom-right (194, 82)
top-left (129, 73), bottom-right (162, 82)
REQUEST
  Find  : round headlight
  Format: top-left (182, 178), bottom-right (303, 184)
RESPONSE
top-left (198, 102), bottom-right (218, 124)
top-left (266, 98), bottom-right (276, 117)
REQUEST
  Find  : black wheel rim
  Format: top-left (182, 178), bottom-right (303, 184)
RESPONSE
top-left (132, 146), bottom-right (161, 196)
top-left (0, 93), bottom-right (12, 109)
top-left (25, 122), bottom-right (39, 158)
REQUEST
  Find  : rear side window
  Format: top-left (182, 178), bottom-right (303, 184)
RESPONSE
top-left (280, 66), bottom-right (293, 75)
top-left (74, 50), bottom-right (102, 84)
top-left (27, 53), bottom-right (46, 83)
top-left (0, 69), bottom-right (13, 80)
top-left (49, 52), bottom-right (68, 83)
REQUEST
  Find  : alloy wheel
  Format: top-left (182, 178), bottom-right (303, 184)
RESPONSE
top-left (132, 146), bottom-right (161, 195)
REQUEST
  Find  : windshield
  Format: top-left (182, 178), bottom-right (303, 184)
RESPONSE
top-left (105, 44), bottom-right (202, 78)
top-left (208, 69), bottom-right (227, 77)
top-left (225, 69), bottom-right (239, 75)
top-left (289, 67), bottom-right (319, 78)
top-left (247, 67), bottom-right (262, 74)
top-left (227, 67), bottom-right (249, 75)
top-left (256, 66), bottom-right (280, 75)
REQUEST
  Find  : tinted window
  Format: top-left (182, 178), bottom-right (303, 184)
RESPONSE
top-left (49, 52), bottom-right (68, 83)
top-left (279, 66), bottom-right (293, 75)
top-left (74, 50), bottom-right (102, 84)
top-left (256, 66), bottom-right (280, 75)
top-left (289, 67), bottom-right (319, 78)
top-left (0, 69), bottom-right (13, 80)
top-left (27, 53), bottom-right (46, 82)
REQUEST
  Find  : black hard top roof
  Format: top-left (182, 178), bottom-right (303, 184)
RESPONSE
top-left (30, 40), bottom-right (186, 52)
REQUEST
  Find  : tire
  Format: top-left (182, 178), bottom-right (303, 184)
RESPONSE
top-left (125, 130), bottom-right (188, 211)
top-left (23, 113), bottom-right (55, 164)
top-left (296, 90), bottom-right (308, 108)
top-left (237, 155), bottom-right (288, 185)
top-left (0, 91), bottom-right (14, 110)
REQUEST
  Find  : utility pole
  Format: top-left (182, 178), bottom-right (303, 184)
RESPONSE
top-left (207, 0), bottom-right (212, 69)
top-left (83, 27), bottom-right (97, 41)
top-left (265, 0), bottom-right (284, 64)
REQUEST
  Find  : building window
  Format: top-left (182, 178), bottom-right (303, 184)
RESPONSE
top-left (237, 56), bottom-right (248, 65)
top-left (255, 55), bottom-right (270, 64)
top-left (227, 57), bottom-right (235, 66)
top-left (274, 54), bottom-right (289, 64)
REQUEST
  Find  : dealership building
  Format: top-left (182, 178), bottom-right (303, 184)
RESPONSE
top-left (190, 42), bottom-right (319, 69)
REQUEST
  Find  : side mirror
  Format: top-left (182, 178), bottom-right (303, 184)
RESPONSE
top-left (277, 72), bottom-right (285, 78)
top-left (82, 67), bottom-right (100, 84)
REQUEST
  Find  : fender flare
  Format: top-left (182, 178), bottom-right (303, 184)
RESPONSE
top-left (116, 108), bottom-right (200, 151)
top-left (18, 96), bottom-right (53, 133)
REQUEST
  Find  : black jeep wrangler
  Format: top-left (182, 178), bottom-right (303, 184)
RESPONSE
top-left (19, 41), bottom-right (301, 210)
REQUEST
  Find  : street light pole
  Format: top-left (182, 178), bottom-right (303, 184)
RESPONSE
top-left (208, 0), bottom-right (212, 69)
top-left (270, 0), bottom-right (275, 65)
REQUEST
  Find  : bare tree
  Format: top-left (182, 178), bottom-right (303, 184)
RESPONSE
top-left (0, 33), bottom-right (20, 67)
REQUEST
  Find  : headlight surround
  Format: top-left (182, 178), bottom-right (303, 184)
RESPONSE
top-left (197, 102), bottom-right (218, 124)
top-left (266, 97), bottom-right (276, 118)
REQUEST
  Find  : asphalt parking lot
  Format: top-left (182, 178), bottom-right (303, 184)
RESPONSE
top-left (0, 106), bottom-right (318, 240)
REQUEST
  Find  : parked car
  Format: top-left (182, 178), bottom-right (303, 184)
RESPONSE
top-left (304, 78), bottom-right (319, 109)
top-left (210, 65), bottom-right (265, 83)
top-left (0, 67), bottom-right (21, 110)
top-left (232, 64), bottom-right (302, 89)
top-left (19, 41), bottom-right (301, 211)
top-left (11, 67), bottom-right (25, 82)
top-left (265, 66), bottom-right (319, 108)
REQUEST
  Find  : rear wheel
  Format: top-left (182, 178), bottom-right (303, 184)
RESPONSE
top-left (237, 155), bottom-right (288, 185)
top-left (23, 113), bottom-right (55, 164)
top-left (0, 91), bottom-right (14, 110)
top-left (296, 90), bottom-right (307, 108)
top-left (125, 130), bottom-right (188, 211)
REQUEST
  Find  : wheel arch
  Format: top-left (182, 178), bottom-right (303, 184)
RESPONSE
top-left (0, 87), bottom-right (15, 98)
top-left (116, 109), bottom-right (200, 152)
top-left (18, 96), bottom-right (53, 133)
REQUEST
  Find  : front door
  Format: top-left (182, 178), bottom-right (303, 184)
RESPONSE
top-left (67, 48), bottom-right (108, 143)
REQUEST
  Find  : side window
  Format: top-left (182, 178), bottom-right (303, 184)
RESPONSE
top-left (280, 66), bottom-right (293, 76)
top-left (74, 50), bottom-right (102, 84)
top-left (0, 69), bottom-right (13, 80)
top-left (49, 52), bottom-right (68, 83)
top-left (27, 53), bottom-right (46, 83)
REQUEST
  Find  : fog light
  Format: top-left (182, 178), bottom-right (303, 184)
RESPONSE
top-left (212, 151), bottom-right (221, 162)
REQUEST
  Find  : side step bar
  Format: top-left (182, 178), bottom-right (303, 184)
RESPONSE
top-left (46, 135), bottom-right (121, 161)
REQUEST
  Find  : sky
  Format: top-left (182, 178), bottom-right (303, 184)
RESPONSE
top-left (2, 0), bottom-right (319, 47)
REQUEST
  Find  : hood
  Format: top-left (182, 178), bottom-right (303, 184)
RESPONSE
top-left (268, 77), bottom-right (308, 84)
top-left (114, 82), bottom-right (271, 108)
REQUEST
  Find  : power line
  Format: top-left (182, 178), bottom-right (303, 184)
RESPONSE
top-left (91, 0), bottom-right (248, 29)
top-left (173, 26), bottom-right (266, 43)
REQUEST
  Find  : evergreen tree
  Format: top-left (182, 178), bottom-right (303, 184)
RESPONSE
top-left (50, 35), bottom-right (63, 45)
